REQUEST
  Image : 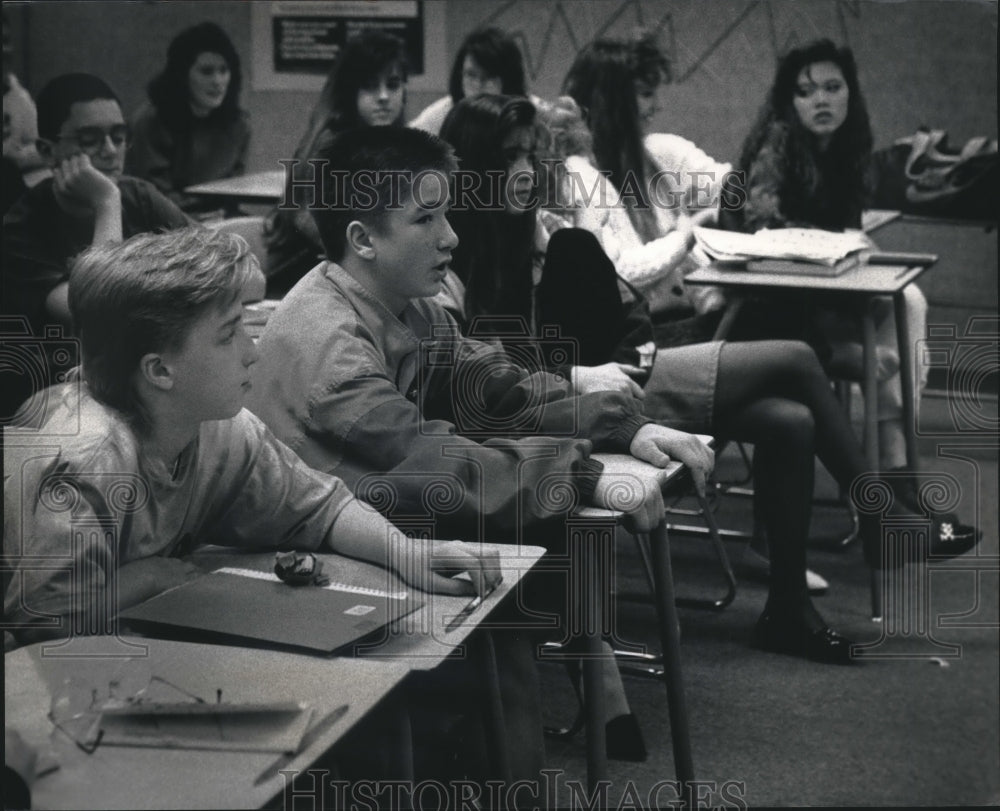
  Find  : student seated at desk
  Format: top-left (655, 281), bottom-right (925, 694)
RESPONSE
top-left (439, 92), bottom-right (965, 665)
top-left (263, 30), bottom-right (408, 296)
top-left (126, 22), bottom-right (250, 219)
top-left (718, 39), bottom-right (927, 475)
top-left (3, 73), bottom-right (190, 334)
top-left (247, 125), bottom-right (715, 760)
top-left (3, 227), bottom-right (501, 650)
top-left (561, 32), bottom-right (731, 325)
top-left (2, 72), bottom-right (189, 423)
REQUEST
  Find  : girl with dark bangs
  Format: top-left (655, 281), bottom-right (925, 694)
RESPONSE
top-left (263, 30), bottom-right (409, 294)
top-left (724, 39), bottom-right (872, 233)
top-left (409, 26), bottom-right (534, 136)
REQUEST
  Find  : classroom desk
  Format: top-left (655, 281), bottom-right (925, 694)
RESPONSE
top-left (687, 261), bottom-right (933, 618)
top-left (184, 170), bottom-right (285, 206)
top-left (687, 261), bottom-right (930, 473)
top-left (187, 543), bottom-right (546, 671)
top-left (5, 636), bottom-right (410, 810)
top-left (4, 542), bottom-right (546, 810)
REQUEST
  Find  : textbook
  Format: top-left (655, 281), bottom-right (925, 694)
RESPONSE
top-left (746, 253), bottom-right (862, 276)
top-left (119, 568), bottom-right (424, 654)
top-left (694, 226), bottom-right (870, 266)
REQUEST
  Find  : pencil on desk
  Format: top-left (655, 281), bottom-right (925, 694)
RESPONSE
top-left (445, 585), bottom-right (496, 633)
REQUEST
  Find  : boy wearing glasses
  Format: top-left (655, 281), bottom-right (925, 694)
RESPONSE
top-left (3, 73), bottom-right (189, 341)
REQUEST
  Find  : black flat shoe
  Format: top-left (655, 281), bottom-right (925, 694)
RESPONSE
top-left (544, 711), bottom-right (648, 762)
top-left (868, 514), bottom-right (982, 568)
top-left (605, 713), bottom-right (647, 762)
top-left (754, 611), bottom-right (857, 666)
top-left (929, 514), bottom-right (982, 559)
top-left (541, 660), bottom-right (647, 762)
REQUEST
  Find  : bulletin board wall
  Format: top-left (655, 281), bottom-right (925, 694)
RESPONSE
top-left (12, 1), bottom-right (998, 174)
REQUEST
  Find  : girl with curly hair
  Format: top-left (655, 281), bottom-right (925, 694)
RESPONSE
top-left (127, 22), bottom-right (249, 216)
top-left (561, 33), bottom-right (731, 322)
top-left (724, 39), bottom-right (872, 232)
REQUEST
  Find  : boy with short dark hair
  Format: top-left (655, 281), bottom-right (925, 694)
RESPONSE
top-left (248, 126), bottom-right (714, 760)
top-left (3, 73), bottom-right (190, 337)
top-left (3, 226), bottom-right (499, 648)
top-left (250, 125), bottom-right (713, 539)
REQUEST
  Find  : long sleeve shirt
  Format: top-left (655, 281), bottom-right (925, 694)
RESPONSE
top-left (4, 384), bottom-right (355, 638)
top-left (247, 262), bottom-right (650, 540)
top-left (563, 134), bottom-right (731, 315)
top-left (126, 103), bottom-right (250, 213)
top-left (2, 176), bottom-right (190, 334)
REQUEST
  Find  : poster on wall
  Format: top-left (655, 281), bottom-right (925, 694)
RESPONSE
top-left (251, 0), bottom-right (445, 91)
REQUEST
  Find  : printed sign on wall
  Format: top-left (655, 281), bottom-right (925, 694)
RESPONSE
top-left (252, 1), bottom-right (445, 91)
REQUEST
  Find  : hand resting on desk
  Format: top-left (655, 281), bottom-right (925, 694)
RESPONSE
top-left (629, 423), bottom-right (714, 497)
top-left (388, 536), bottom-right (503, 600)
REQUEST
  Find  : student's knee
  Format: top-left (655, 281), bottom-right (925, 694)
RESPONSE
top-left (770, 399), bottom-right (815, 447)
top-left (777, 339), bottom-right (824, 377)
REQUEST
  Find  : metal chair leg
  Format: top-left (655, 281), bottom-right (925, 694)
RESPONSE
top-left (674, 491), bottom-right (738, 610)
top-left (649, 522), bottom-right (695, 794)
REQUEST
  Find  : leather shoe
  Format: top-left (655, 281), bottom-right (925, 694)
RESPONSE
top-left (754, 611), bottom-right (857, 665)
top-left (867, 514), bottom-right (982, 568)
top-left (605, 713), bottom-right (647, 762)
top-left (929, 514), bottom-right (981, 559)
top-left (544, 711), bottom-right (648, 762)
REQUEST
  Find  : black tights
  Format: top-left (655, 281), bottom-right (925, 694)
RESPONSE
top-left (712, 341), bottom-right (873, 624)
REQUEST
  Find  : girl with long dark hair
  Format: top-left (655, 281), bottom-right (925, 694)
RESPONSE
top-left (409, 26), bottom-right (531, 136)
top-left (721, 38), bottom-right (929, 474)
top-left (127, 22), bottom-right (249, 216)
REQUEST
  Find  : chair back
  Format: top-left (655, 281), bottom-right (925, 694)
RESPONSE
top-left (206, 216), bottom-right (267, 267)
top-left (206, 216), bottom-right (275, 339)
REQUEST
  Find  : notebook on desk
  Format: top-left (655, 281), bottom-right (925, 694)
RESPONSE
top-left (118, 569), bottom-right (423, 654)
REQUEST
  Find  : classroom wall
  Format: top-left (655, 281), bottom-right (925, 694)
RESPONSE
top-left (11, 0), bottom-right (998, 173)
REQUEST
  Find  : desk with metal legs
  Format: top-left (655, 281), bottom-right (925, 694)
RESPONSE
top-left (565, 452), bottom-right (704, 797)
top-left (687, 261), bottom-right (933, 618)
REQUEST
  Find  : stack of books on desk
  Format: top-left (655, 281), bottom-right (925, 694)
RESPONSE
top-left (694, 226), bottom-right (871, 276)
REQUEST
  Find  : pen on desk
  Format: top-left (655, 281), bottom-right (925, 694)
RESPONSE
top-left (445, 583), bottom-right (498, 633)
top-left (253, 703), bottom-right (349, 785)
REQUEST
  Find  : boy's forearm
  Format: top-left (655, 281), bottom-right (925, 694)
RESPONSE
top-left (92, 191), bottom-right (124, 245)
top-left (323, 498), bottom-right (401, 572)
